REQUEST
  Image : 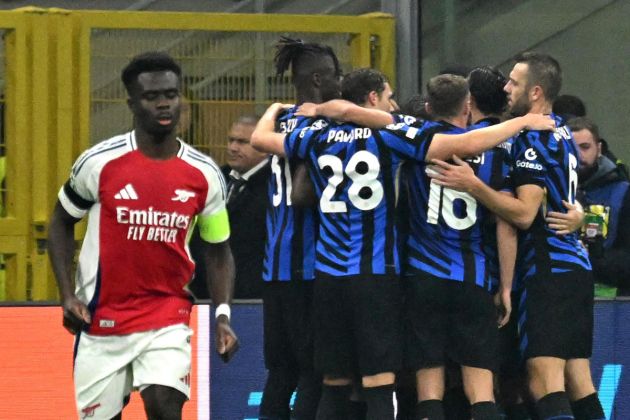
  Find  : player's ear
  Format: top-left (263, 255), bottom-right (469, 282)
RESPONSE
top-left (530, 85), bottom-right (543, 102)
top-left (425, 102), bottom-right (433, 116)
top-left (367, 90), bottom-right (378, 106)
top-left (312, 72), bottom-right (322, 87)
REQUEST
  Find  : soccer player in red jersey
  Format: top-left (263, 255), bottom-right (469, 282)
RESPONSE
top-left (48, 51), bottom-right (238, 420)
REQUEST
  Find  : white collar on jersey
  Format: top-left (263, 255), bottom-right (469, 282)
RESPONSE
top-left (129, 130), bottom-right (185, 158)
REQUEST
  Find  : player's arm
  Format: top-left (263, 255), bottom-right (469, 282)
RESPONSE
top-left (426, 113), bottom-right (555, 161)
top-left (251, 103), bottom-right (292, 156)
top-left (429, 155), bottom-right (544, 230)
top-left (495, 200), bottom-right (517, 328)
top-left (545, 200), bottom-right (584, 235)
top-left (197, 209), bottom-right (238, 359)
top-left (48, 201), bottom-right (92, 334)
top-left (296, 100), bottom-right (395, 128)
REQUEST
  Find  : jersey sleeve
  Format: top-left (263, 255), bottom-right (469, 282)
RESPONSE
top-left (392, 113), bottom-right (420, 126)
top-left (284, 118), bottom-right (327, 160)
top-left (380, 122), bottom-right (435, 162)
top-left (58, 148), bottom-right (100, 219)
top-left (198, 168), bottom-right (230, 243)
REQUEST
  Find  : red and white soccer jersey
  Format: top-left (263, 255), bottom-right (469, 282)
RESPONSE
top-left (58, 131), bottom-right (229, 335)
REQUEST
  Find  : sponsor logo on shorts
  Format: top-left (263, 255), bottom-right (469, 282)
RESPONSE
top-left (99, 319), bottom-right (115, 328)
top-left (81, 403), bottom-right (101, 418)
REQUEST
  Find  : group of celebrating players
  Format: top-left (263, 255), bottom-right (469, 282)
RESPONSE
top-left (250, 38), bottom-right (605, 420)
top-left (47, 34), bottom-right (604, 420)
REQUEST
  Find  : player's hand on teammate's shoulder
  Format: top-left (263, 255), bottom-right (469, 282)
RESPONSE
top-left (522, 113), bottom-right (556, 131)
top-left (427, 155), bottom-right (476, 192)
top-left (61, 295), bottom-right (91, 335)
top-left (295, 102), bottom-right (318, 117)
top-left (264, 102), bottom-right (294, 119)
top-left (215, 315), bottom-right (239, 363)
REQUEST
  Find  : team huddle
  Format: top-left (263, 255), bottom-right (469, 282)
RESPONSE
top-left (47, 38), bottom-right (603, 420)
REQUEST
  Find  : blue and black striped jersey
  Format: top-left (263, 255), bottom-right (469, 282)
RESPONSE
top-left (510, 113), bottom-right (591, 279)
top-left (284, 119), bottom-right (434, 277)
top-left (403, 120), bottom-right (509, 290)
top-left (468, 118), bottom-right (514, 289)
top-left (262, 107), bottom-right (317, 281)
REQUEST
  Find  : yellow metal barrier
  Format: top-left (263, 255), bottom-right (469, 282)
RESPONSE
top-left (0, 9), bottom-right (395, 301)
top-left (0, 11), bottom-right (30, 300)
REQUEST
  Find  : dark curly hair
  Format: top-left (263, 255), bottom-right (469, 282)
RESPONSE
top-left (121, 51), bottom-right (182, 95)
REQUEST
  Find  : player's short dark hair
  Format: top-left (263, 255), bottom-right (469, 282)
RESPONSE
top-left (513, 51), bottom-right (562, 102)
top-left (468, 66), bottom-right (507, 116)
top-left (274, 36), bottom-right (341, 81)
top-left (400, 94), bottom-right (431, 120)
top-left (568, 117), bottom-right (600, 142)
top-left (121, 51), bottom-right (182, 95)
top-left (341, 68), bottom-right (387, 105)
top-left (426, 74), bottom-right (469, 118)
top-left (553, 94), bottom-right (586, 119)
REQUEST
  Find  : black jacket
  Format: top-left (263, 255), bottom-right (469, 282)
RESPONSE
top-left (223, 162), bottom-right (271, 299)
top-left (189, 161), bottom-right (270, 300)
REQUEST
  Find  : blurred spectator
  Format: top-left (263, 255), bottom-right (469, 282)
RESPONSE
top-left (570, 117), bottom-right (630, 295)
top-left (554, 94), bottom-right (629, 180)
top-left (190, 116), bottom-right (270, 300)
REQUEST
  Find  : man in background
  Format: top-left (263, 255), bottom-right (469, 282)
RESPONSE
top-left (571, 116), bottom-right (630, 296)
top-left (223, 115), bottom-right (270, 299)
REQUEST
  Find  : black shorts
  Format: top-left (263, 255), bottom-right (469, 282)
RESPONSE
top-left (263, 280), bottom-right (315, 372)
top-left (522, 270), bottom-right (594, 360)
top-left (313, 275), bottom-right (403, 377)
top-left (405, 276), bottom-right (499, 372)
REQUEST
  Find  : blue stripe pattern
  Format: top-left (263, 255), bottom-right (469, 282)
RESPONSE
top-left (511, 114), bottom-right (592, 282)
top-left (285, 119), bottom-right (433, 277)
top-left (262, 108), bottom-right (316, 282)
top-left (404, 120), bottom-right (508, 289)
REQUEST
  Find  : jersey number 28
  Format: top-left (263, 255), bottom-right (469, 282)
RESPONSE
top-left (317, 151), bottom-right (384, 213)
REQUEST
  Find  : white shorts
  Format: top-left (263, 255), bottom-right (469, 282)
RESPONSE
top-left (74, 323), bottom-right (193, 420)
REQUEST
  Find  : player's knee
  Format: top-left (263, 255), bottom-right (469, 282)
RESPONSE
top-left (362, 372), bottom-right (395, 388)
top-left (141, 385), bottom-right (185, 420)
top-left (565, 359), bottom-right (596, 399)
top-left (527, 356), bottom-right (565, 381)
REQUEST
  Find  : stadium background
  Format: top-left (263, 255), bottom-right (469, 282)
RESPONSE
top-left (0, 0), bottom-right (627, 418)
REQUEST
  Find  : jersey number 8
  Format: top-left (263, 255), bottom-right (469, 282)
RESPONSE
top-left (317, 151), bottom-right (384, 213)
